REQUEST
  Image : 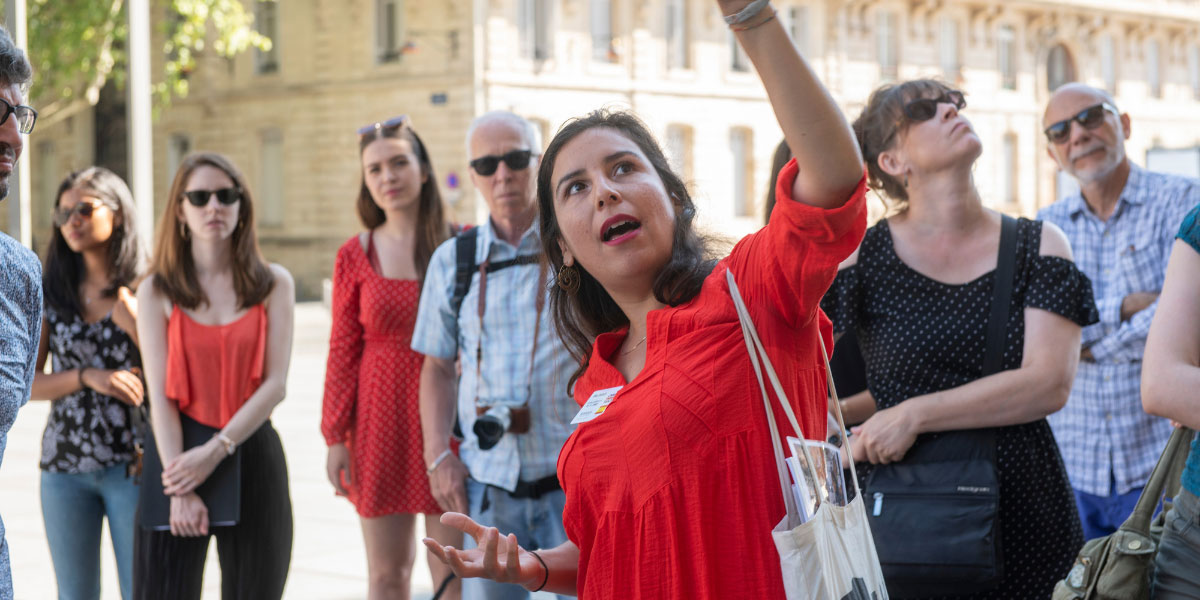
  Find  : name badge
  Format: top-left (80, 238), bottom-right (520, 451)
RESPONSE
top-left (571, 386), bottom-right (623, 425)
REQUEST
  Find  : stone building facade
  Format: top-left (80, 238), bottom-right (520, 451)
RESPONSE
top-left (11, 0), bottom-right (1200, 298)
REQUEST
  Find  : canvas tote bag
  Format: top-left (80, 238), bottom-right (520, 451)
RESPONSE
top-left (727, 269), bottom-right (889, 600)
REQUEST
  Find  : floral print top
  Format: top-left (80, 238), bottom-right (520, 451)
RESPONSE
top-left (40, 305), bottom-right (142, 474)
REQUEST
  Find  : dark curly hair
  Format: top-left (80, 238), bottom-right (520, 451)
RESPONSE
top-left (536, 109), bottom-right (718, 390)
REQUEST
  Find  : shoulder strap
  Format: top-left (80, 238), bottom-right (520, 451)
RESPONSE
top-left (982, 215), bottom-right (1018, 377)
top-left (451, 229), bottom-right (478, 318)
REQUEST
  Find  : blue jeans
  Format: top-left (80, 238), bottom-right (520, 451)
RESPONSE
top-left (1073, 473), bottom-right (1147, 541)
top-left (464, 478), bottom-right (571, 600)
top-left (41, 463), bottom-right (139, 600)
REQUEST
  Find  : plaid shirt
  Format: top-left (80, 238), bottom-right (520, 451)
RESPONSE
top-left (412, 218), bottom-right (577, 493)
top-left (1038, 163), bottom-right (1200, 496)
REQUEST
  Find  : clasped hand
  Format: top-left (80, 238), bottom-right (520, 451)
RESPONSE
top-left (423, 512), bottom-right (543, 590)
top-left (163, 441), bottom-right (222, 497)
top-left (850, 402), bottom-right (921, 464)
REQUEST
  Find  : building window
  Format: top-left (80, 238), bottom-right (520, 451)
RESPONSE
top-left (877, 11), bottom-right (898, 81)
top-left (730, 127), bottom-right (754, 217)
top-left (254, 0), bottom-right (278, 74)
top-left (1100, 34), bottom-right (1117, 93)
top-left (1189, 45), bottom-right (1200, 100)
top-left (940, 16), bottom-right (960, 81)
top-left (665, 0), bottom-right (688, 69)
top-left (785, 5), bottom-right (810, 56)
top-left (730, 30), bottom-right (750, 72)
top-left (997, 26), bottom-right (1016, 90)
top-left (376, 0), bottom-right (405, 63)
top-left (167, 133), bottom-right (191, 182)
top-left (259, 129), bottom-right (284, 227)
top-left (518, 0), bottom-right (553, 61)
top-left (591, 0), bottom-right (614, 62)
top-left (665, 124), bottom-right (693, 183)
top-left (1000, 132), bottom-right (1018, 207)
top-left (1046, 44), bottom-right (1075, 91)
top-left (1147, 39), bottom-right (1162, 98)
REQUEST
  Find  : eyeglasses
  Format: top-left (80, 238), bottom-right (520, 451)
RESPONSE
top-left (182, 188), bottom-right (241, 207)
top-left (1043, 103), bottom-right (1118, 144)
top-left (357, 115), bottom-right (410, 136)
top-left (0, 98), bottom-right (36, 134)
top-left (469, 150), bottom-right (533, 176)
top-left (902, 91), bottom-right (967, 122)
top-left (53, 202), bottom-right (100, 227)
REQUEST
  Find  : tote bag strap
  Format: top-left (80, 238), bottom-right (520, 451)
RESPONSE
top-left (726, 270), bottom-right (864, 517)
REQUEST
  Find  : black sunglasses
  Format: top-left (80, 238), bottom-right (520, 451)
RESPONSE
top-left (1043, 103), bottom-right (1118, 144)
top-left (53, 202), bottom-right (99, 227)
top-left (0, 97), bottom-right (36, 134)
top-left (902, 90), bottom-right (966, 122)
top-left (183, 188), bottom-right (241, 207)
top-left (469, 149), bottom-right (533, 176)
top-left (357, 115), bottom-right (410, 136)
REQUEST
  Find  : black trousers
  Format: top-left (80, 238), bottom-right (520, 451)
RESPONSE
top-left (133, 421), bottom-right (293, 600)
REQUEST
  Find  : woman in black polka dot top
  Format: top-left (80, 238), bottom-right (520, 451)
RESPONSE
top-left (822, 80), bottom-right (1099, 598)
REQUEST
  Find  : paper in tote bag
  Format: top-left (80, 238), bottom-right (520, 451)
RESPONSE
top-left (726, 269), bottom-right (889, 600)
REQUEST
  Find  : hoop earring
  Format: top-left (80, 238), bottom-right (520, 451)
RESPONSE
top-left (556, 263), bottom-right (580, 295)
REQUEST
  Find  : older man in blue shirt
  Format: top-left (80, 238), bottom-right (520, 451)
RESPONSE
top-left (1038, 83), bottom-right (1200, 540)
top-left (0, 24), bottom-right (39, 600)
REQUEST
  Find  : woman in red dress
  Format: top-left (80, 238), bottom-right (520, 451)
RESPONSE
top-left (423, 1), bottom-right (866, 598)
top-left (322, 116), bottom-right (461, 599)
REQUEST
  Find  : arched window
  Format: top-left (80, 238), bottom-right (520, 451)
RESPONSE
top-left (1047, 44), bottom-right (1076, 91)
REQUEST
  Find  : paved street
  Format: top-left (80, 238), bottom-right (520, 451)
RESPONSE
top-left (0, 302), bottom-right (558, 599)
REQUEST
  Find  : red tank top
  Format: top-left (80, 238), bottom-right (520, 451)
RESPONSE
top-left (165, 303), bottom-right (267, 429)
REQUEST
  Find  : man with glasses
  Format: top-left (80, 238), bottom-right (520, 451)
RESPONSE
top-left (1038, 83), bottom-right (1200, 540)
top-left (413, 111), bottom-right (575, 599)
top-left (0, 24), bottom-right (38, 600)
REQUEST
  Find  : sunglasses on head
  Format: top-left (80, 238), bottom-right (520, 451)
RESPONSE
top-left (902, 90), bottom-right (967, 122)
top-left (1043, 103), bottom-right (1118, 144)
top-left (182, 188), bottom-right (241, 207)
top-left (0, 97), bottom-right (37, 135)
top-left (357, 115), bottom-right (410, 136)
top-left (53, 202), bottom-right (100, 227)
top-left (469, 149), bottom-right (533, 176)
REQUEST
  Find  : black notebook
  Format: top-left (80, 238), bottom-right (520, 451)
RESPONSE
top-left (138, 412), bottom-right (241, 531)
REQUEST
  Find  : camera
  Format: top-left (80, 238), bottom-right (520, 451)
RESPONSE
top-left (473, 404), bottom-right (532, 450)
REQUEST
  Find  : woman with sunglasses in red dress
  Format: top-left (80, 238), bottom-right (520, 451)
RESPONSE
top-left (818, 80), bottom-right (1099, 597)
top-left (134, 152), bottom-right (295, 599)
top-left (322, 116), bottom-right (462, 600)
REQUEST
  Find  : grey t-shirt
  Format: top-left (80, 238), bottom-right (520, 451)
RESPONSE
top-left (0, 232), bottom-right (42, 600)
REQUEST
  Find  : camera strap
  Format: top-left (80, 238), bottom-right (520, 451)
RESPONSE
top-left (474, 257), bottom-right (547, 413)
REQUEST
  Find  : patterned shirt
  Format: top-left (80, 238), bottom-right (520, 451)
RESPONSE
top-left (41, 306), bottom-right (142, 473)
top-left (0, 233), bottom-right (43, 600)
top-left (1038, 163), bottom-right (1200, 496)
top-left (412, 218), bottom-right (577, 492)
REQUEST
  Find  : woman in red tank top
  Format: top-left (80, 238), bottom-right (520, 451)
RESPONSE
top-left (134, 152), bottom-right (296, 599)
top-left (422, 1), bottom-right (867, 598)
top-left (321, 116), bottom-right (463, 599)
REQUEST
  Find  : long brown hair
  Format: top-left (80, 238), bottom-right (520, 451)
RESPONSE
top-left (537, 109), bottom-right (718, 390)
top-left (357, 120), bottom-right (449, 282)
top-left (151, 152), bottom-right (275, 309)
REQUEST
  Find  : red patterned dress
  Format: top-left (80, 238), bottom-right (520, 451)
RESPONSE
top-left (322, 233), bottom-right (440, 517)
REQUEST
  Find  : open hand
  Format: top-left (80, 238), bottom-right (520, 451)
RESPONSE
top-left (422, 512), bottom-right (543, 589)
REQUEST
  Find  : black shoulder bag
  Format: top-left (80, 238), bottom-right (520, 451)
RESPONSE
top-left (865, 214), bottom-right (1017, 597)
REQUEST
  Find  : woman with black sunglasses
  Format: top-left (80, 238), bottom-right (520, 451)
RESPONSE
top-left (321, 116), bottom-right (462, 600)
top-left (133, 152), bottom-right (295, 599)
top-left (819, 79), bottom-right (1099, 597)
top-left (30, 167), bottom-right (145, 600)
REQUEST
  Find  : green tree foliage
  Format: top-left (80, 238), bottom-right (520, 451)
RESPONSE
top-left (26, 0), bottom-right (272, 120)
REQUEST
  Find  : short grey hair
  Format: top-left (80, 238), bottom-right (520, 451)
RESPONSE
top-left (465, 111), bottom-right (542, 157)
top-left (0, 25), bottom-right (32, 93)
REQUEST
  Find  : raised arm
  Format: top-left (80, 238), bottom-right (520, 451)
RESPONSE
top-left (723, 0), bottom-right (863, 206)
top-left (1142, 240), bottom-right (1200, 429)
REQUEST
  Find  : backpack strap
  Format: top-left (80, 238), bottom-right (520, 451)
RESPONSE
top-left (450, 229), bottom-right (478, 319)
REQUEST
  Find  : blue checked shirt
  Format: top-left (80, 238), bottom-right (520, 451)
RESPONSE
top-left (0, 233), bottom-right (42, 600)
top-left (412, 219), bottom-right (577, 493)
top-left (1039, 163), bottom-right (1200, 496)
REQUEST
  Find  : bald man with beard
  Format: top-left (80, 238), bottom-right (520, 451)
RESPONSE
top-left (1037, 83), bottom-right (1200, 540)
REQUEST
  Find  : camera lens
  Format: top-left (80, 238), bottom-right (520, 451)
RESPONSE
top-left (474, 405), bottom-right (511, 450)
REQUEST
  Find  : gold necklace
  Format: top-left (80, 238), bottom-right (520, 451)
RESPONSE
top-left (621, 335), bottom-right (647, 356)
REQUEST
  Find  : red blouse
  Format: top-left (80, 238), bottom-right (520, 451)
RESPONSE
top-left (557, 160), bottom-right (867, 599)
top-left (166, 304), bottom-right (267, 429)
